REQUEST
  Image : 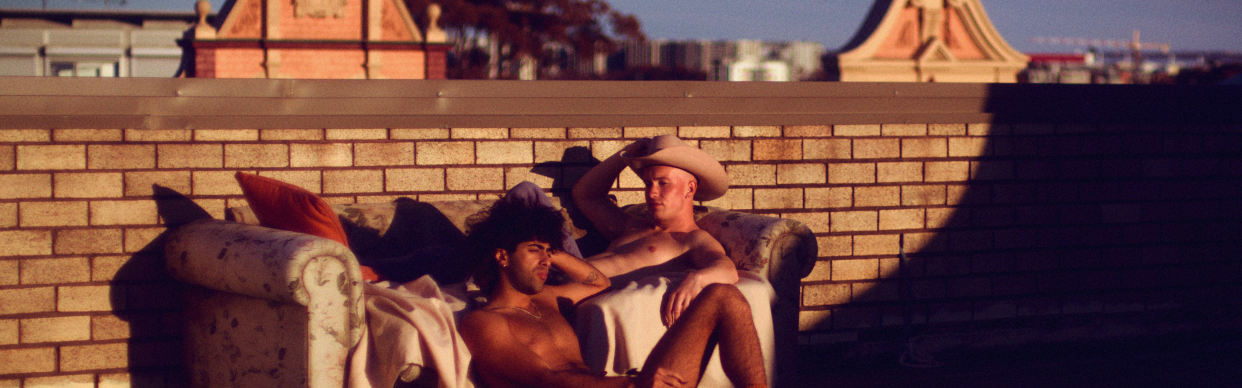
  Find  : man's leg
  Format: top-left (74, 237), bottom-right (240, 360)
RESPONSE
top-left (638, 283), bottom-right (766, 388)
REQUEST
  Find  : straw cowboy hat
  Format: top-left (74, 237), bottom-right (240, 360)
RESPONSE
top-left (622, 135), bottom-right (729, 201)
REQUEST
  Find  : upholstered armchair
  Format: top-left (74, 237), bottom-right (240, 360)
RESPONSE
top-left (164, 199), bottom-right (817, 387)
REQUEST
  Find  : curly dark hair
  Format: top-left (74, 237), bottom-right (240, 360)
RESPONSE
top-left (463, 199), bottom-right (567, 295)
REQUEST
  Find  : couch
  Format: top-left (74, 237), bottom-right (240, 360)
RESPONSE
top-left (164, 196), bottom-right (817, 387)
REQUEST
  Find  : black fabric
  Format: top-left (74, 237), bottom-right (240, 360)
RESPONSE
top-left (346, 198), bottom-right (469, 284)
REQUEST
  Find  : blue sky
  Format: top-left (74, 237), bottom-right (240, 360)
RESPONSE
top-left (7, 0), bottom-right (1240, 52)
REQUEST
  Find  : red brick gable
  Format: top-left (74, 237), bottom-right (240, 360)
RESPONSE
top-left (192, 0), bottom-right (436, 79)
top-left (222, 0), bottom-right (263, 38)
top-left (380, 0), bottom-right (414, 41)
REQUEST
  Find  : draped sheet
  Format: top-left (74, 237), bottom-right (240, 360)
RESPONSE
top-left (576, 271), bottom-right (777, 388)
top-left (347, 276), bottom-right (474, 388)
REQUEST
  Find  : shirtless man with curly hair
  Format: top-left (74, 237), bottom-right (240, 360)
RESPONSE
top-left (460, 173), bottom-right (766, 388)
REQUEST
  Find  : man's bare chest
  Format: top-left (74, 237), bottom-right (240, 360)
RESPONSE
top-left (608, 230), bottom-right (690, 264)
top-left (505, 312), bottom-right (583, 366)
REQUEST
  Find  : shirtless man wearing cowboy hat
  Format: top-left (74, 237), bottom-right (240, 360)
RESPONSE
top-left (572, 135), bottom-right (739, 324)
top-left (460, 173), bottom-right (767, 388)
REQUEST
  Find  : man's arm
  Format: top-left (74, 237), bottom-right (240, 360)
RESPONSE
top-left (572, 138), bottom-right (649, 239)
top-left (460, 311), bottom-right (636, 388)
top-left (542, 250), bottom-right (611, 305)
top-left (663, 230), bottom-right (739, 326)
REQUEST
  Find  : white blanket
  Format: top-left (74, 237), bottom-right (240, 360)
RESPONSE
top-left (346, 272), bottom-right (775, 388)
top-left (576, 271), bottom-right (777, 388)
top-left (347, 276), bottom-right (474, 388)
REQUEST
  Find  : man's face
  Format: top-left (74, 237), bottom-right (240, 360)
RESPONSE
top-left (642, 165), bottom-right (697, 221)
top-left (499, 240), bottom-right (553, 295)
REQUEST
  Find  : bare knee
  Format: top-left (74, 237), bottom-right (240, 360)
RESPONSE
top-left (701, 283), bottom-right (747, 307)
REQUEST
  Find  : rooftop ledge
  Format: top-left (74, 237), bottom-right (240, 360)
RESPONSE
top-left (1, 77), bottom-right (1240, 130)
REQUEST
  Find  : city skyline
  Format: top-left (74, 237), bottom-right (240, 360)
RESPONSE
top-left (5, 0), bottom-right (1240, 53)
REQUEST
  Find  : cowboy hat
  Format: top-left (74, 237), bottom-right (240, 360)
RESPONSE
top-left (622, 135), bottom-right (729, 201)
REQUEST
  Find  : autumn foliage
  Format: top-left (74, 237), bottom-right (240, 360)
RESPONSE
top-left (405, 0), bottom-right (645, 79)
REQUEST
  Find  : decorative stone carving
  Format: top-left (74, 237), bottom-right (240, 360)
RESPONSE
top-left (828, 0), bottom-right (1028, 83)
top-left (911, 0), bottom-right (945, 43)
top-left (424, 3), bottom-right (447, 43)
top-left (194, 0), bottom-right (218, 39)
top-left (295, 0), bottom-right (348, 19)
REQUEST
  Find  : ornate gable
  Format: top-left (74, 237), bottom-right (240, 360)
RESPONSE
top-left (215, 0), bottom-right (263, 39)
top-left (191, 0), bottom-right (445, 79)
top-left (830, 0), bottom-right (1028, 83)
top-left (207, 0), bottom-right (421, 41)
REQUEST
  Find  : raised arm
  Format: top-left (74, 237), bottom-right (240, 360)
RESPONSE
top-left (460, 312), bottom-right (636, 388)
top-left (572, 138), bottom-right (650, 239)
top-left (542, 250), bottom-right (611, 305)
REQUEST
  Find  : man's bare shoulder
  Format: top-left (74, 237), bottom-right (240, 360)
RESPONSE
top-left (682, 229), bottom-right (729, 269)
top-left (683, 228), bottom-right (723, 248)
top-left (460, 308), bottom-right (506, 339)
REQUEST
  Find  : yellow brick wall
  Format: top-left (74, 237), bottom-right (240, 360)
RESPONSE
top-left (2, 122), bottom-right (1241, 384)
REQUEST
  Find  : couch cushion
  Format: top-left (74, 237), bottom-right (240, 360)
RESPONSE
top-left (234, 172), bottom-right (380, 281)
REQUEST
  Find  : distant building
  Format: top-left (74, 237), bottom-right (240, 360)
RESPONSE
top-left (611, 39), bottom-right (825, 82)
top-left (1022, 53), bottom-right (1093, 84)
top-left (826, 0), bottom-right (1028, 83)
top-left (190, 0), bottom-right (448, 79)
top-left (0, 9), bottom-right (197, 77)
top-left (1017, 49), bottom-right (1242, 85)
top-left (1019, 52), bottom-right (1129, 84)
top-left (2, 0), bottom-right (449, 79)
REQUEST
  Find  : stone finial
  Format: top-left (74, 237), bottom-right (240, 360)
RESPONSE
top-left (425, 3), bottom-right (447, 43)
top-left (194, 0), bottom-right (218, 39)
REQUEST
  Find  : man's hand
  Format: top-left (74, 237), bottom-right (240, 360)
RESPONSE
top-left (661, 230), bottom-right (740, 326)
top-left (621, 137), bottom-right (652, 157)
top-left (637, 367), bottom-right (687, 388)
top-left (663, 271), bottom-right (708, 326)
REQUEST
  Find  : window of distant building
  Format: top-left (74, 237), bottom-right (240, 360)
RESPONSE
top-left (0, 10), bottom-right (192, 77)
top-left (749, 68), bottom-right (766, 81)
top-left (50, 60), bottom-right (120, 77)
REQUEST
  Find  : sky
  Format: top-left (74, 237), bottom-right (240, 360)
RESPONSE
top-left (6, 0), bottom-right (1240, 53)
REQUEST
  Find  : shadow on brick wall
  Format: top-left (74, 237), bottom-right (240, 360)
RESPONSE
top-left (819, 86), bottom-right (1242, 370)
top-left (107, 185), bottom-right (210, 387)
top-left (532, 145), bottom-right (611, 257)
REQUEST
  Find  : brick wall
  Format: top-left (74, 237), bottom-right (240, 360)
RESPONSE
top-left (277, 0), bottom-right (363, 41)
top-left (275, 48), bottom-right (369, 79)
top-left (191, 0), bottom-right (428, 79)
top-left (375, 50), bottom-right (427, 80)
top-left (197, 47), bottom-right (266, 78)
top-left (790, 122), bottom-right (1242, 359)
top-left (1, 80), bottom-right (1240, 385)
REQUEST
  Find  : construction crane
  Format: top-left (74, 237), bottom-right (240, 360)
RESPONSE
top-left (1032, 30), bottom-right (1171, 68)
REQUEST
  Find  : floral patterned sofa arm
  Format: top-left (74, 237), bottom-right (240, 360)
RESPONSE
top-left (695, 210), bottom-right (818, 283)
top-left (164, 218), bottom-right (366, 388)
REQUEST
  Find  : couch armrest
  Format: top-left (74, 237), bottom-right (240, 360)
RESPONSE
top-left (164, 219), bottom-right (366, 349)
top-left (695, 212), bottom-right (815, 387)
top-left (696, 210), bottom-right (817, 282)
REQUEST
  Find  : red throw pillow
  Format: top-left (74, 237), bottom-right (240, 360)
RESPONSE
top-left (234, 172), bottom-right (381, 281)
